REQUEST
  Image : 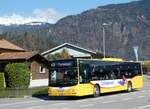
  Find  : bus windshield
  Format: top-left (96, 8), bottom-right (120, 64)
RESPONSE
top-left (49, 67), bottom-right (78, 87)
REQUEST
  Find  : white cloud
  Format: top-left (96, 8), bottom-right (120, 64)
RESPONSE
top-left (0, 8), bottom-right (65, 25)
top-left (33, 8), bottom-right (64, 22)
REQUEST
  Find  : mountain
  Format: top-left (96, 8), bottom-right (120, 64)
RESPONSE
top-left (49, 0), bottom-right (150, 60)
top-left (0, 23), bottom-right (57, 52)
top-left (0, 0), bottom-right (150, 60)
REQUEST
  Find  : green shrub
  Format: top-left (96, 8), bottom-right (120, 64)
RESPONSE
top-left (143, 61), bottom-right (150, 72)
top-left (5, 63), bottom-right (30, 89)
top-left (0, 73), bottom-right (5, 89)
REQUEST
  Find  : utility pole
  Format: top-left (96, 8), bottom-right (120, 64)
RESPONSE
top-left (102, 22), bottom-right (112, 58)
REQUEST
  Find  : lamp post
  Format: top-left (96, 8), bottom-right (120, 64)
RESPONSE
top-left (102, 22), bottom-right (112, 58)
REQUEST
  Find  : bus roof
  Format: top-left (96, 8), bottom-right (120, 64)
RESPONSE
top-left (101, 58), bottom-right (124, 62)
top-left (49, 58), bottom-right (140, 64)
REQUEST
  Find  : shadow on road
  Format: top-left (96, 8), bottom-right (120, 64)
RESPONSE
top-left (32, 94), bottom-right (91, 101)
top-left (32, 90), bottom-right (139, 101)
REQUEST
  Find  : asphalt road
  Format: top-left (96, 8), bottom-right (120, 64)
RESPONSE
top-left (0, 75), bottom-right (150, 109)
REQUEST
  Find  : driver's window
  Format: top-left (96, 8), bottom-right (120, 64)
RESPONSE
top-left (51, 70), bottom-right (57, 82)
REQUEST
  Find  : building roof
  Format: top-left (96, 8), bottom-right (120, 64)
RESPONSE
top-left (0, 51), bottom-right (38, 60)
top-left (0, 39), bottom-right (25, 51)
top-left (41, 43), bottom-right (96, 56)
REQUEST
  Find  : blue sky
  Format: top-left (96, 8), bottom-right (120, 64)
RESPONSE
top-left (0, 0), bottom-right (138, 25)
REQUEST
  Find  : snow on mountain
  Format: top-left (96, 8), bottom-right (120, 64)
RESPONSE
top-left (24, 22), bottom-right (47, 26)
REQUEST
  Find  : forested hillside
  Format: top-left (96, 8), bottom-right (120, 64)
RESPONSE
top-left (0, 0), bottom-right (150, 60)
top-left (0, 23), bottom-right (57, 52)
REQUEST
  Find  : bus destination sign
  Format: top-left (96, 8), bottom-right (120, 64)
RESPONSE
top-left (50, 60), bottom-right (76, 68)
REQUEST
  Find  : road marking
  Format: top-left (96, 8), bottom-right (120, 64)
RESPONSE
top-left (52, 102), bottom-right (67, 106)
top-left (120, 93), bottom-right (129, 96)
top-left (0, 100), bottom-right (40, 107)
top-left (102, 100), bottom-right (117, 104)
top-left (136, 95), bottom-right (145, 98)
top-left (80, 104), bottom-right (94, 107)
top-left (138, 105), bottom-right (150, 109)
top-left (122, 97), bottom-right (132, 101)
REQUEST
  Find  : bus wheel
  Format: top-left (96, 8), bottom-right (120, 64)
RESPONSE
top-left (93, 85), bottom-right (100, 97)
top-left (127, 82), bottom-right (132, 92)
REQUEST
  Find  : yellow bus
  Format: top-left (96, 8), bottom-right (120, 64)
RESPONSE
top-left (48, 59), bottom-right (143, 97)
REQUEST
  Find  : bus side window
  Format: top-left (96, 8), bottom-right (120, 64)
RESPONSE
top-left (80, 68), bottom-right (91, 83)
top-left (104, 72), bottom-right (109, 80)
top-left (99, 70), bottom-right (108, 80)
top-left (125, 71), bottom-right (129, 78)
top-left (109, 71), bottom-right (117, 79)
top-left (116, 69), bottom-right (122, 79)
top-left (91, 71), bottom-right (99, 80)
top-left (101, 73), bottom-right (105, 80)
top-left (128, 71), bottom-right (132, 78)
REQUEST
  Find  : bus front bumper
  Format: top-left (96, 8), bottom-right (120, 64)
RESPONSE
top-left (48, 86), bottom-right (79, 96)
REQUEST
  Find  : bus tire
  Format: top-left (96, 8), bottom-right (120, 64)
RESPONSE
top-left (93, 84), bottom-right (100, 97)
top-left (127, 81), bottom-right (132, 92)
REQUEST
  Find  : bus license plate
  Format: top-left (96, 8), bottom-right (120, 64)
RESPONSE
top-left (59, 93), bottom-right (64, 96)
top-left (58, 90), bottom-right (64, 96)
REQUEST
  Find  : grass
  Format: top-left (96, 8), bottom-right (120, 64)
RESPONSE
top-left (0, 86), bottom-right (48, 98)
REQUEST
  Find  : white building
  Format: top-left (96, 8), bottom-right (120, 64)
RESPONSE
top-left (42, 43), bottom-right (96, 58)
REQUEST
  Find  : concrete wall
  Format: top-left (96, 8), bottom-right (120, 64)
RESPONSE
top-left (29, 79), bottom-right (48, 87)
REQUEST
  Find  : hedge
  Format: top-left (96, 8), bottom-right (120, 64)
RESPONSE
top-left (5, 63), bottom-right (30, 89)
top-left (0, 73), bottom-right (5, 89)
top-left (143, 61), bottom-right (150, 72)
